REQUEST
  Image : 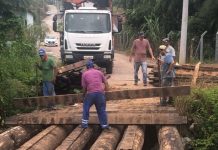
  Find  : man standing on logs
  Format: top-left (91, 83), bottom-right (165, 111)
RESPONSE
top-left (129, 31), bottom-right (155, 86)
top-left (81, 60), bottom-right (110, 129)
top-left (158, 45), bottom-right (175, 106)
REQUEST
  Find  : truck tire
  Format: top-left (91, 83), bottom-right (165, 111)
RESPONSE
top-left (106, 62), bottom-right (113, 74)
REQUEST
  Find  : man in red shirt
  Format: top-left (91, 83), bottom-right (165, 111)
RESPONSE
top-left (129, 32), bottom-right (155, 86)
top-left (81, 60), bottom-right (110, 129)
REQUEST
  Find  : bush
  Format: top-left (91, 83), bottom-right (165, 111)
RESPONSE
top-left (175, 86), bottom-right (218, 150)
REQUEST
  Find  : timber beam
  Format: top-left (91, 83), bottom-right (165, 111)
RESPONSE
top-left (13, 85), bottom-right (190, 109)
top-left (5, 108), bottom-right (187, 125)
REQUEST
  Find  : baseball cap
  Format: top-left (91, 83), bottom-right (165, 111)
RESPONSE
top-left (162, 38), bottom-right (170, 42)
top-left (159, 45), bottom-right (166, 50)
top-left (38, 48), bottom-right (46, 56)
top-left (86, 60), bottom-right (94, 69)
top-left (139, 31), bottom-right (144, 37)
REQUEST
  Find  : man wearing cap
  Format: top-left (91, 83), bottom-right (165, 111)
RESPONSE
top-left (129, 31), bottom-right (155, 86)
top-left (158, 45), bottom-right (175, 106)
top-left (162, 38), bottom-right (176, 60)
top-left (81, 60), bottom-right (110, 129)
top-left (36, 48), bottom-right (57, 96)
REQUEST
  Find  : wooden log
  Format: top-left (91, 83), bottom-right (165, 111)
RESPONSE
top-left (0, 125), bottom-right (42, 149)
top-left (13, 86), bottom-right (191, 109)
top-left (158, 126), bottom-right (183, 150)
top-left (0, 134), bottom-right (14, 150)
top-left (90, 126), bottom-right (124, 150)
top-left (56, 125), bottom-right (98, 150)
top-left (116, 125), bottom-right (144, 150)
top-left (18, 125), bottom-right (73, 150)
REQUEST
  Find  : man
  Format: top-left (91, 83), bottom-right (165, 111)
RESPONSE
top-left (162, 38), bottom-right (176, 60)
top-left (36, 48), bottom-right (57, 96)
top-left (158, 45), bottom-right (175, 106)
top-left (129, 32), bottom-right (155, 86)
top-left (81, 60), bottom-right (110, 129)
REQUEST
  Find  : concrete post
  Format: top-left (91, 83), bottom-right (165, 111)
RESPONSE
top-left (200, 31), bottom-right (207, 62)
top-left (215, 32), bottom-right (218, 62)
top-left (179, 0), bottom-right (189, 64)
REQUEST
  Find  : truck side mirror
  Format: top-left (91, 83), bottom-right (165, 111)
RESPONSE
top-left (112, 15), bottom-right (122, 33)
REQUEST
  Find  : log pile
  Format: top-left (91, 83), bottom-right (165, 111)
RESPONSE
top-left (55, 60), bottom-right (108, 95)
top-left (148, 63), bottom-right (218, 86)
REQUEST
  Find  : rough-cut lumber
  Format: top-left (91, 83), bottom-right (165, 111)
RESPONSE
top-left (18, 125), bottom-right (73, 150)
top-left (5, 111), bottom-right (187, 125)
top-left (116, 125), bottom-right (144, 150)
top-left (191, 62), bottom-right (201, 86)
top-left (13, 85), bottom-right (191, 109)
top-left (0, 125), bottom-right (42, 150)
top-left (90, 126), bottom-right (124, 150)
top-left (57, 60), bottom-right (87, 74)
top-left (158, 126), bottom-right (183, 150)
top-left (56, 125), bottom-right (97, 150)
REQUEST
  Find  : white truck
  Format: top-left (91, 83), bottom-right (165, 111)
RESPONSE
top-left (53, 0), bottom-right (122, 74)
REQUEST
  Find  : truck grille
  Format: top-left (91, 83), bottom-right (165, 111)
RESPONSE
top-left (76, 43), bottom-right (101, 50)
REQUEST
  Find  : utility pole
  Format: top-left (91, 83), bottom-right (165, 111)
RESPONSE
top-left (179, 0), bottom-right (189, 64)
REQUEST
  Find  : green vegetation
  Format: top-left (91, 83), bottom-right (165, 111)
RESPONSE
top-left (114, 0), bottom-right (218, 61)
top-left (175, 86), bottom-right (218, 149)
top-left (0, 0), bottom-right (48, 124)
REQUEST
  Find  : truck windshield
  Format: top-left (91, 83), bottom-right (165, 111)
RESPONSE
top-left (65, 13), bottom-right (111, 33)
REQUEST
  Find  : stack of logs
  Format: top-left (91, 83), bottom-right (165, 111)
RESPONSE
top-left (148, 63), bottom-right (218, 86)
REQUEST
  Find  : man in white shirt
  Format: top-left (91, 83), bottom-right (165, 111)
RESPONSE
top-left (162, 38), bottom-right (176, 60)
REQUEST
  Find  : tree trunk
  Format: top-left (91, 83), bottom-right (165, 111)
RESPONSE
top-left (90, 126), bottom-right (124, 150)
top-left (116, 125), bottom-right (144, 150)
top-left (19, 125), bottom-right (73, 150)
top-left (0, 125), bottom-right (42, 150)
top-left (158, 126), bottom-right (183, 150)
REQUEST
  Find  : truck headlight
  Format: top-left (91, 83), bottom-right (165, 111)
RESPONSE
top-left (104, 55), bottom-right (111, 59)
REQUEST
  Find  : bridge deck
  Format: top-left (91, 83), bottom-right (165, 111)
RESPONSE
top-left (6, 98), bottom-right (187, 125)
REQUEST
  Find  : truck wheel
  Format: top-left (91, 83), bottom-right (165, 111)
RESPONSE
top-left (106, 62), bottom-right (113, 74)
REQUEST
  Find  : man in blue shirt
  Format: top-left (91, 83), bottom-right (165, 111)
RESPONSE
top-left (158, 45), bottom-right (175, 106)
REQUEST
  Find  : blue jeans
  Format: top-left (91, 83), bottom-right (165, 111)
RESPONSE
top-left (42, 81), bottom-right (56, 96)
top-left (134, 62), bottom-right (147, 84)
top-left (82, 92), bottom-right (108, 128)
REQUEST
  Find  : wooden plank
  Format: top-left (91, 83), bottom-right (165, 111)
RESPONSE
top-left (57, 60), bottom-right (87, 74)
top-left (5, 111), bottom-right (187, 125)
top-left (13, 85), bottom-right (191, 109)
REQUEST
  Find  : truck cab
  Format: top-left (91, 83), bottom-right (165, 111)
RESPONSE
top-left (53, 1), bottom-right (122, 74)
